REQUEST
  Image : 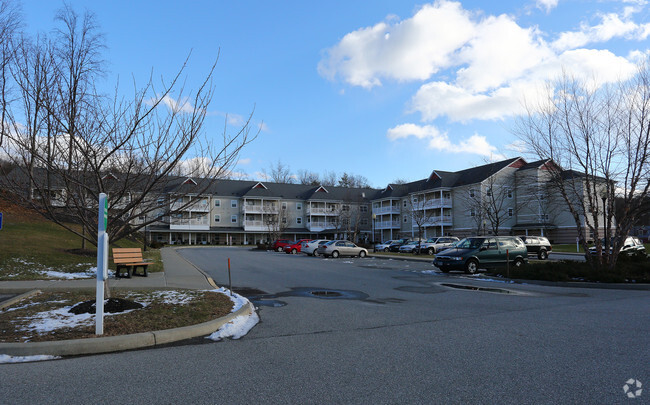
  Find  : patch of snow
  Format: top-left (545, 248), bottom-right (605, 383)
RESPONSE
top-left (342, 261), bottom-right (353, 264)
top-left (40, 268), bottom-right (97, 279)
top-left (206, 311), bottom-right (260, 341)
top-left (463, 277), bottom-right (515, 284)
top-left (125, 290), bottom-right (198, 306)
top-left (0, 354), bottom-right (60, 364)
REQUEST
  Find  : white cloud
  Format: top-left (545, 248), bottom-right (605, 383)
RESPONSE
top-left (156, 95), bottom-right (197, 114)
top-left (536, 0), bottom-right (559, 13)
top-left (552, 12), bottom-right (650, 51)
top-left (318, 1), bottom-right (476, 88)
top-left (387, 123), bottom-right (501, 157)
top-left (237, 158), bottom-right (251, 165)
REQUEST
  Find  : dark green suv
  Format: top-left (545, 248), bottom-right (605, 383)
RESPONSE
top-left (433, 236), bottom-right (528, 274)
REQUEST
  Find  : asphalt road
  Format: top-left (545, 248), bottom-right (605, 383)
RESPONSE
top-left (1, 247), bottom-right (648, 404)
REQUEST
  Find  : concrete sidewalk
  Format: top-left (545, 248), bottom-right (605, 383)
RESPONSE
top-left (0, 247), bottom-right (217, 295)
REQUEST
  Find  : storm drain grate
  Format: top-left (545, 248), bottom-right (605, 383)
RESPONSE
top-left (310, 290), bottom-right (343, 298)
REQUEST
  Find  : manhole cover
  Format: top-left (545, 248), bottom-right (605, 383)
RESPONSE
top-left (310, 290), bottom-right (343, 297)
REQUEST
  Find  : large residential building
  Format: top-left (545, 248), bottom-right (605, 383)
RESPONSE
top-left (143, 157), bottom-right (603, 245)
top-left (8, 157), bottom-right (606, 245)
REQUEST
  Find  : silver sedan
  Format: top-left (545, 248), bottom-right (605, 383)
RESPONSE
top-left (317, 240), bottom-right (368, 258)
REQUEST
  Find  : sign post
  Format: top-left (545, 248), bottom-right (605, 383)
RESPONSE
top-left (0, 212), bottom-right (3, 230)
top-left (96, 193), bottom-right (109, 335)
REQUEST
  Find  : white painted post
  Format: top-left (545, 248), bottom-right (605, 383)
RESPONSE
top-left (96, 193), bottom-right (108, 335)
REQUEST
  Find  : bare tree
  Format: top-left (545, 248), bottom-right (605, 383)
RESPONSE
top-left (338, 172), bottom-right (370, 188)
top-left (404, 192), bottom-right (439, 252)
top-left (321, 170), bottom-right (338, 187)
top-left (1, 5), bottom-right (257, 246)
top-left (515, 63), bottom-right (650, 270)
top-left (263, 201), bottom-right (290, 248)
top-left (0, 0), bottom-right (21, 148)
top-left (263, 160), bottom-right (294, 183)
top-left (297, 169), bottom-right (319, 185)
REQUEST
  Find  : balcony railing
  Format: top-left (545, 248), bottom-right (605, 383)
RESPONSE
top-left (372, 206), bottom-right (400, 215)
top-left (170, 216), bottom-right (210, 230)
top-left (412, 215), bottom-right (453, 227)
top-left (244, 220), bottom-right (267, 231)
top-left (242, 205), bottom-right (278, 214)
top-left (375, 220), bottom-right (401, 229)
top-left (412, 198), bottom-right (452, 210)
top-left (170, 201), bottom-right (210, 212)
top-left (308, 221), bottom-right (338, 232)
top-left (307, 207), bottom-right (338, 215)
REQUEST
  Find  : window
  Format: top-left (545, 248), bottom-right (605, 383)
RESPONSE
top-left (373, 203), bottom-right (379, 209)
top-left (231, 200), bottom-right (237, 208)
top-left (403, 200), bottom-right (407, 208)
top-left (361, 219), bottom-right (368, 225)
top-left (470, 208), bottom-right (476, 217)
top-left (403, 216), bottom-right (408, 223)
top-left (507, 188), bottom-right (512, 198)
top-left (487, 187), bottom-right (492, 197)
top-left (282, 217), bottom-right (287, 224)
top-left (508, 208), bottom-right (513, 217)
top-left (297, 203), bottom-right (302, 210)
top-left (360, 205), bottom-right (368, 213)
top-left (413, 197), bottom-right (418, 203)
top-left (469, 189), bottom-right (475, 197)
top-left (342, 205), bottom-right (350, 211)
top-left (157, 197), bottom-right (166, 206)
top-left (231, 215), bottom-right (237, 223)
top-left (282, 202), bottom-right (287, 210)
top-left (296, 217), bottom-right (302, 224)
top-left (214, 199), bottom-right (221, 207)
top-left (214, 215), bottom-right (220, 223)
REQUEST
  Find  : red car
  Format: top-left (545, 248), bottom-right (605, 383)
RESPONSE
top-left (284, 239), bottom-right (312, 254)
top-left (272, 239), bottom-right (291, 252)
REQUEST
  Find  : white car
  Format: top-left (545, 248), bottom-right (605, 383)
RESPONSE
top-left (374, 240), bottom-right (397, 252)
top-left (419, 236), bottom-right (460, 255)
top-left (301, 239), bottom-right (330, 256)
top-left (398, 241), bottom-right (420, 253)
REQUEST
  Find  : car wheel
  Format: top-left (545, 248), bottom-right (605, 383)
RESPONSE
top-left (538, 250), bottom-right (548, 260)
top-left (513, 258), bottom-right (525, 268)
top-left (276, 247), bottom-right (283, 252)
top-left (313, 251), bottom-right (319, 257)
top-left (332, 250), bottom-right (339, 258)
top-left (465, 259), bottom-right (479, 274)
top-left (384, 248), bottom-right (389, 252)
top-left (427, 247), bottom-right (435, 255)
top-left (359, 250), bottom-right (367, 258)
top-left (291, 248), bottom-right (297, 254)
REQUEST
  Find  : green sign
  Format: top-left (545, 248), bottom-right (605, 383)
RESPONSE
top-left (103, 199), bottom-right (108, 229)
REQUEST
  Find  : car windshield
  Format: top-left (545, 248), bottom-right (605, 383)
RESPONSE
top-left (456, 238), bottom-right (485, 249)
top-left (324, 241), bottom-right (336, 245)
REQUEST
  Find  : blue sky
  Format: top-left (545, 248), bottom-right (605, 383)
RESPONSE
top-left (19, 0), bottom-right (650, 187)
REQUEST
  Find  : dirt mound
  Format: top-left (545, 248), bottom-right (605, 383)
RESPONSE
top-left (69, 298), bottom-right (144, 314)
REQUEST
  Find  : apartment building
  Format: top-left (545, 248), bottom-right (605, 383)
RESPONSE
top-left (10, 157), bottom-right (605, 245)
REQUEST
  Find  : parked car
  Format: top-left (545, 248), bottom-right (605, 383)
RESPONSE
top-left (417, 236), bottom-right (460, 255)
top-left (388, 239), bottom-right (410, 252)
top-left (518, 236), bottom-right (552, 260)
top-left (284, 239), bottom-right (312, 254)
top-left (317, 240), bottom-right (368, 258)
top-left (398, 241), bottom-right (420, 253)
top-left (302, 239), bottom-right (330, 256)
top-left (271, 239), bottom-right (291, 252)
top-left (374, 240), bottom-right (398, 252)
top-left (433, 236), bottom-right (528, 274)
top-left (588, 236), bottom-right (646, 256)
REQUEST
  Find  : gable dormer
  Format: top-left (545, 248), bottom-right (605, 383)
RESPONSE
top-left (428, 170), bottom-right (441, 182)
top-left (252, 182), bottom-right (268, 190)
top-left (183, 177), bottom-right (197, 185)
top-left (102, 172), bottom-right (117, 181)
top-left (315, 185), bottom-right (329, 193)
top-left (384, 184), bottom-right (393, 192)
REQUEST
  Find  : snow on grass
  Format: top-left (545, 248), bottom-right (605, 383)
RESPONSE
top-left (2, 258), bottom-right (97, 279)
top-left (123, 290), bottom-right (198, 306)
top-left (0, 354), bottom-right (61, 364)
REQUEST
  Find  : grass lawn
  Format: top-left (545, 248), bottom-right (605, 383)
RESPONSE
top-left (0, 289), bottom-right (233, 342)
top-left (0, 205), bottom-right (162, 280)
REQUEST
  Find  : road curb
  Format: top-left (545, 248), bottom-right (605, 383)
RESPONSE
top-left (0, 289), bottom-right (41, 311)
top-left (0, 301), bottom-right (254, 357)
top-left (168, 247), bottom-right (218, 288)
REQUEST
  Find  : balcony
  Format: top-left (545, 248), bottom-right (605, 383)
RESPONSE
top-left (170, 216), bottom-right (210, 230)
top-left (375, 220), bottom-right (401, 229)
top-left (372, 206), bottom-right (400, 215)
top-left (307, 207), bottom-right (338, 216)
top-left (244, 220), bottom-right (267, 231)
top-left (171, 200), bottom-right (210, 212)
top-left (412, 215), bottom-right (453, 227)
top-left (242, 205), bottom-right (278, 214)
top-left (412, 198), bottom-right (452, 210)
top-left (308, 221), bottom-right (338, 232)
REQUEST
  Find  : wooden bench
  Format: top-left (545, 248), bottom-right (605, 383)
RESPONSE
top-left (112, 248), bottom-right (152, 278)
